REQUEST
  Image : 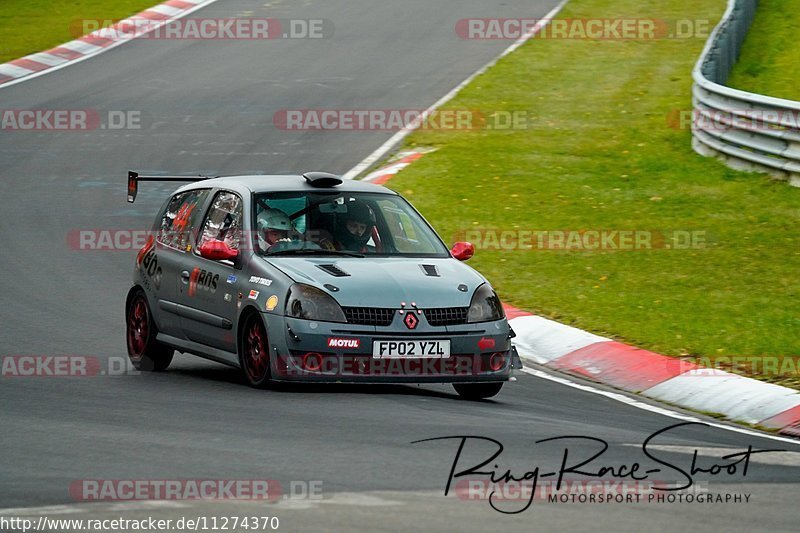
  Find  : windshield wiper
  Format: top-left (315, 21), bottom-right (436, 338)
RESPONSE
top-left (266, 249), bottom-right (365, 258)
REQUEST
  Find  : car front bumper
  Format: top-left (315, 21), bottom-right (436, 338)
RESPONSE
top-left (263, 313), bottom-right (519, 383)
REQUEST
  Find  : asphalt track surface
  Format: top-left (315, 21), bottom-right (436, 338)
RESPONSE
top-left (1, 0), bottom-right (799, 531)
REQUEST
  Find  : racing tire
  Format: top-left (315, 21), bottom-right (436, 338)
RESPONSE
top-left (240, 313), bottom-right (272, 388)
top-left (126, 289), bottom-right (174, 371)
top-left (453, 382), bottom-right (504, 400)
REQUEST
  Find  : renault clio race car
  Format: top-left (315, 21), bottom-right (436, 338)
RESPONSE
top-left (125, 171), bottom-right (521, 399)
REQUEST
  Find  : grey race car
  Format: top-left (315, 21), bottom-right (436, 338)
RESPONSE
top-left (124, 171), bottom-right (521, 399)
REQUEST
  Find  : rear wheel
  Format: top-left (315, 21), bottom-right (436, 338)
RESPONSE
top-left (126, 290), bottom-right (173, 371)
top-left (453, 382), bottom-right (504, 400)
top-left (240, 313), bottom-right (271, 388)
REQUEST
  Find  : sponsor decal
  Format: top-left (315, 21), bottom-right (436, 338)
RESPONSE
top-left (136, 235), bottom-right (155, 267)
top-left (478, 337), bottom-right (496, 350)
top-left (249, 276), bottom-right (273, 286)
top-left (327, 338), bottom-right (361, 349)
top-left (265, 295), bottom-right (279, 311)
top-left (172, 202), bottom-right (196, 233)
top-left (224, 293), bottom-right (233, 302)
top-left (227, 275), bottom-right (237, 284)
top-left (248, 290), bottom-right (260, 300)
top-left (140, 246), bottom-right (162, 290)
top-left (188, 268), bottom-right (219, 297)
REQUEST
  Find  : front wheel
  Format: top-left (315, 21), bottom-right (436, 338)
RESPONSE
top-left (126, 290), bottom-right (174, 371)
top-left (453, 382), bottom-right (504, 400)
top-left (240, 313), bottom-right (272, 388)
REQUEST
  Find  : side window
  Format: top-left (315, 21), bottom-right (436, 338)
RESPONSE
top-left (198, 191), bottom-right (244, 254)
top-left (157, 189), bottom-right (210, 251)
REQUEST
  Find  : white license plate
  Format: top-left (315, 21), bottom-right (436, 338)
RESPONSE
top-left (372, 340), bottom-right (451, 358)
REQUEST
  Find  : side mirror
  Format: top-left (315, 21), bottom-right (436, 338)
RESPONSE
top-left (451, 241), bottom-right (474, 261)
top-left (198, 240), bottom-right (239, 261)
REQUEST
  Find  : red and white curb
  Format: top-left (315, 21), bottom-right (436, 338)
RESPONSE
top-left (359, 156), bottom-right (800, 437)
top-left (0, 0), bottom-right (220, 89)
top-left (503, 305), bottom-right (800, 436)
top-left (361, 149), bottom-right (432, 185)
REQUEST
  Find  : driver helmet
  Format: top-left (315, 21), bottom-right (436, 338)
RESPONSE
top-left (335, 200), bottom-right (375, 251)
top-left (257, 207), bottom-right (292, 249)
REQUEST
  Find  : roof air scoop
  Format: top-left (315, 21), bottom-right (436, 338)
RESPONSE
top-left (303, 172), bottom-right (343, 188)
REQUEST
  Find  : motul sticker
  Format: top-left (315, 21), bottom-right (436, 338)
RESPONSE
top-left (248, 290), bottom-right (259, 300)
top-left (327, 338), bottom-right (360, 349)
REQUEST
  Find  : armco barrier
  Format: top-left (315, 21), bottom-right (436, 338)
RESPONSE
top-left (692, 0), bottom-right (800, 186)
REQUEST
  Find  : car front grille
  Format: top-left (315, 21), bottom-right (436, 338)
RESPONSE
top-left (343, 306), bottom-right (470, 327)
top-left (423, 307), bottom-right (469, 326)
top-left (343, 307), bottom-right (395, 326)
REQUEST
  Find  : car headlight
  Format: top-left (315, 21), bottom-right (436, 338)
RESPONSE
top-left (286, 283), bottom-right (346, 323)
top-left (467, 284), bottom-right (505, 323)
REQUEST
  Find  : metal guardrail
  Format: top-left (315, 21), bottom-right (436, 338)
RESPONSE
top-left (692, 0), bottom-right (800, 185)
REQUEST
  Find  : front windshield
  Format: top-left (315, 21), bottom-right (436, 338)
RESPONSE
top-left (253, 191), bottom-right (450, 257)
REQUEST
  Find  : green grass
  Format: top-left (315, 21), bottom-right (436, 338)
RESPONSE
top-left (0, 0), bottom-right (160, 63)
top-left (388, 0), bottom-right (800, 386)
top-left (727, 0), bottom-right (800, 100)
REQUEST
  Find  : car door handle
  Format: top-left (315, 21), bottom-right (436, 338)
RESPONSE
top-left (180, 270), bottom-right (190, 283)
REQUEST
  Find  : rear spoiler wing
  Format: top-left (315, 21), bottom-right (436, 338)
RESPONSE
top-left (127, 171), bottom-right (213, 203)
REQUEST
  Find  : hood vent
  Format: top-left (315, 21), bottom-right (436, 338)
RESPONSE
top-left (317, 264), bottom-right (350, 277)
top-left (420, 264), bottom-right (439, 277)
